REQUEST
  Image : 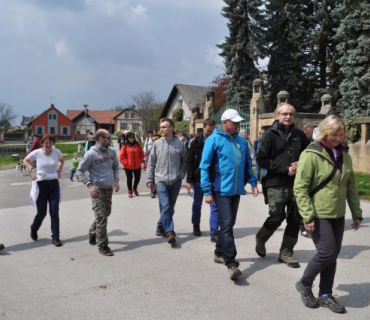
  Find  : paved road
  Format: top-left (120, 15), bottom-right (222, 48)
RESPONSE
top-left (0, 151), bottom-right (369, 319)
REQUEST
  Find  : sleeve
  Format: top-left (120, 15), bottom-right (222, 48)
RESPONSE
top-left (146, 142), bottom-right (157, 182)
top-left (27, 149), bottom-right (38, 162)
top-left (180, 144), bottom-right (187, 179)
top-left (200, 136), bottom-right (215, 196)
top-left (186, 139), bottom-right (196, 183)
top-left (112, 150), bottom-right (120, 183)
top-left (138, 144), bottom-right (145, 163)
top-left (76, 152), bottom-right (93, 186)
top-left (119, 145), bottom-right (127, 167)
top-left (257, 133), bottom-right (289, 174)
top-left (244, 144), bottom-right (257, 187)
top-left (293, 151), bottom-right (316, 223)
top-left (346, 158), bottom-right (363, 220)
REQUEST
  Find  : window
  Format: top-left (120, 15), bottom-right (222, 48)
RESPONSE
top-left (131, 112), bottom-right (135, 118)
top-left (36, 127), bottom-right (43, 135)
top-left (125, 113), bottom-right (129, 119)
top-left (132, 123), bottom-right (139, 129)
top-left (62, 127), bottom-right (68, 135)
top-left (120, 123), bottom-right (127, 129)
top-left (50, 127), bottom-right (55, 134)
top-left (178, 99), bottom-right (183, 108)
top-left (49, 114), bottom-right (52, 120)
top-left (53, 114), bottom-right (56, 120)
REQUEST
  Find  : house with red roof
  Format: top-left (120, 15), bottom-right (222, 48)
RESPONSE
top-left (29, 104), bottom-right (74, 138)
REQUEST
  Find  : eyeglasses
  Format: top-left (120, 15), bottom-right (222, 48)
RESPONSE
top-left (279, 112), bottom-right (295, 117)
top-left (102, 136), bottom-right (111, 139)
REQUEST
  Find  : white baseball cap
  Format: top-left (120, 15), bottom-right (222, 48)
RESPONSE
top-left (221, 109), bottom-right (244, 122)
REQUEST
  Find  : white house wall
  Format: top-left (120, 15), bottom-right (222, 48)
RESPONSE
top-left (168, 92), bottom-right (192, 121)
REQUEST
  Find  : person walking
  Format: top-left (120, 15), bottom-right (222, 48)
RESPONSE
top-left (200, 109), bottom-right (258, 280)
top-left (255, 103), bottom-right (309, 268)
top-left (146, 118), bottom-right (187, 245)
top-left (143, 131), bottom-right (154, 169)
top-left (185, 118), bottom-right (220, 241)
top-left (294, 115), bottom-right (362, 313)
top-left (70, 153), bottom-right (79, 182)
top-left (119, 132), bottom-right (145, 198)
top-left (77, 129), bottom-right (120, 256)
top-left (23, 134), bottom-right (64, 247)
top-left (253, 130), bottom-right (266, 182)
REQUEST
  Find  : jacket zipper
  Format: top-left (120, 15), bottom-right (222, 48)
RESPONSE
top-left (231, 136), bottom-right (238, 194)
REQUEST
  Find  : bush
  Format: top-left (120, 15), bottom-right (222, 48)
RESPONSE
top-left (172, 108), bottom-right (184, 122)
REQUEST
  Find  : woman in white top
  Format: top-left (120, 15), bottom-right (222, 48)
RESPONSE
top-left (23, 134), bottom-right (64, 247)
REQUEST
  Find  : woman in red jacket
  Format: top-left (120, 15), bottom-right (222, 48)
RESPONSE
top-left (119, 132), bottom-right (144, 197)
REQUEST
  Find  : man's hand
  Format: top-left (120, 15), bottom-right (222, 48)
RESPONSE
top-left (185, 182), bottom-right (193, 192)
top-left (204, 195), bottom-right (214, 204)
top-left (251, 186), bottom-right (258, 197)
top-left (147, 181), bottom-right (154, 189)
top-left (88, 185), bottom-right (98, 198)
top-left (114, 181), bottom-right (120, 193)
top-left (352, 219), bottom-right (362, 231)
top-left (288, 161), bottom-right (298, 176)
top-left (304, 220), bottom-right (315, 233)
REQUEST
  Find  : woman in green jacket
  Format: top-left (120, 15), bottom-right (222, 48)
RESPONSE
top-left (294, 115), bottom-right (362, 314)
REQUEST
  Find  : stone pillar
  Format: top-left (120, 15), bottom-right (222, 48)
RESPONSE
top-left (250, 78), bottom-right (266, 141)
top-left (277, 91), bottom-right (290, 106)
top-left (319, 94), bottom-right (333, 115)
top-left (204, 91), bottom-right (214, 120)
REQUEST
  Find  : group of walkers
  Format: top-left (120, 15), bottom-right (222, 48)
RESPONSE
top-left (1, 103), bottom-right (362, 314)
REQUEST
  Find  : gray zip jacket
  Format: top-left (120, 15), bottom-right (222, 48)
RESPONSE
top-left (77, 144), bottom-right (120, 189)
top-left (146, 137), bottom-right (187, 185)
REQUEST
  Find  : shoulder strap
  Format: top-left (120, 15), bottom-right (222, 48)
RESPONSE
top-left (309, 160), bottom-right (338, 198)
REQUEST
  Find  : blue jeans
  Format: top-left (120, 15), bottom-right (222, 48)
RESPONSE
top-left (214, 195), bottom-right (240, 268)
top-left (33, 179), bottom-right (60, 237)
top-left (192, 182), bottom-right (219, 235)
top-left (156, 180), bottom-right (182, 233)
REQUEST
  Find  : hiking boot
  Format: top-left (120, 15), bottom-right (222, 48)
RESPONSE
top-left (89, 233), bottom-right (97, 245)
top-left (255, 227), bottom-right (274, 258)
top-left (155, 228), bottom-right (165, 237)
top-left (128, 190), bottom-right (133, 198)
top-left (193, 224), bottom-right (201, 236)
top-left (30, 226), bottom-right (38, 241)
top-left (52, 236), bottom-right (63, 247)
top-left (133, 189), bottom-right (139, 196)
top-left (295, 281), bottom-right (319, 308)
top-left (150, 193), bottom-right (156, 199)
top-left (166, 232), bottom-right (176, 245)
top-left (278, 252), bottom-right (300, 268)
top-left (318, 295), bottom-right (346, 313)
top-left (99, 245), bottom-right (114, 256)
top-left (228, 266), bottom-right (241, 280)
top-left (0, 244), bottom-right (4, 251)
top-left (214, 254), bottom-right (225, 264)
top-left (210, 231), bottom-right (219, 243)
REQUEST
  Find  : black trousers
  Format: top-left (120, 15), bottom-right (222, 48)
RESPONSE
top-left (301, 217), bottom-right (345, 295)
top-left (124, 169), bottom-right (141, 190)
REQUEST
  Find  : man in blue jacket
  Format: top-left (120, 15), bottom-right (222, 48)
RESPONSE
top-left (200, 109), bottom-right (258, 280)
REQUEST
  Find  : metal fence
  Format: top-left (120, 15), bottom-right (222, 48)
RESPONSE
top-left (211, 101), bottom-right (250, 132)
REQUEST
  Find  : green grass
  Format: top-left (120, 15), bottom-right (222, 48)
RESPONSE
top-left (0, 156), bottom-right (19, 167)
top-left (55, 143), bottom-right (80, 159)
top-left (355, 172), bottom-right (370, 201)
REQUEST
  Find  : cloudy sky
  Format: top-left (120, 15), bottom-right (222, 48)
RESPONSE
top-left (0, 0), bottom-right (228, 122)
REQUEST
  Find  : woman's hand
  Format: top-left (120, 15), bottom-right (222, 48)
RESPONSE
top-left (304, 220), bottom-right (315, 233)
top-left (351, 219), bottom-right (362, 231)
top-left (30, 168), bottom-right (37, 181)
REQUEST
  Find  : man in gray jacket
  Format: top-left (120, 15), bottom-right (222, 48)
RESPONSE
top-left (77, 129), bottom-right (120, 256)
top-left (146, 118), bottom-right (187, 245)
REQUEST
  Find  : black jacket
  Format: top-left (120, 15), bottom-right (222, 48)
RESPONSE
top-left (186, 134), bottom-right (206, 184)
top-left (257, 120), bottom-right (309, 188)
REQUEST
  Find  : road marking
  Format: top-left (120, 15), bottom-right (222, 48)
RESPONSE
top-left (11, 182), bottom-right (32, 186)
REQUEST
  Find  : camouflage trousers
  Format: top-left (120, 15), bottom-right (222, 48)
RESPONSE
top-left (90, 188), bottom-right (113, 248)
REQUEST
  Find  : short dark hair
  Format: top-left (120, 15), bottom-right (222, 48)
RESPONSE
top-left (160, 118), bottom-right (175, 128)
top-left (40, 133), bottom-right (55, 145)
top-left (203, 118), bottom-right (216, 127)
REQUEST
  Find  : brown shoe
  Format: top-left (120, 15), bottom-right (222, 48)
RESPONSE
top-left (166, 232), bottom-right (176, 245)
top-left (128, 190), bottom-right (133, 198)
top-left (133, 189), bottom-right (139, 196)
top-left (278, 253), bottom-right (300, 268)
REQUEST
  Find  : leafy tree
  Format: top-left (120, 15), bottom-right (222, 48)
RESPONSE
top-left (211, 74), bottom-right (232, 111)
top-left (218, 0), bottom-right (264, 109)
top-left (263, 0), bottom-right (315, 111)
top-left (174, 120), bottom-right (189, 135)
top-left (0, 102), bottom-right (17, 132)
top-left (335, 0), bottom-right (370, 118)
top-left (132, 91), bottom-right (164, 132)
top-left (172, 108), bottom-right (184, 122)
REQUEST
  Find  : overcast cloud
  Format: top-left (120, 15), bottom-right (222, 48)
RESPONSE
top-left (0, 0), bottom-right (227, 122)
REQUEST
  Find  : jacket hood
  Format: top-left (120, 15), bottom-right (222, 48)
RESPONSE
top-left (214, 128), bottom-right (239, 139)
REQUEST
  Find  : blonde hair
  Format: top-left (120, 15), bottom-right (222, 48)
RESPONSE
top-left (315, 115), bottom-right (346, 142)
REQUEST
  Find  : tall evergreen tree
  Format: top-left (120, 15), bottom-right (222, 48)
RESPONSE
top-left (218, 0), bottom-right (264, 109)
top-left (263, 0), bottom-right (315, 111)
top-left (335, 0), bottom-right (370, 118)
